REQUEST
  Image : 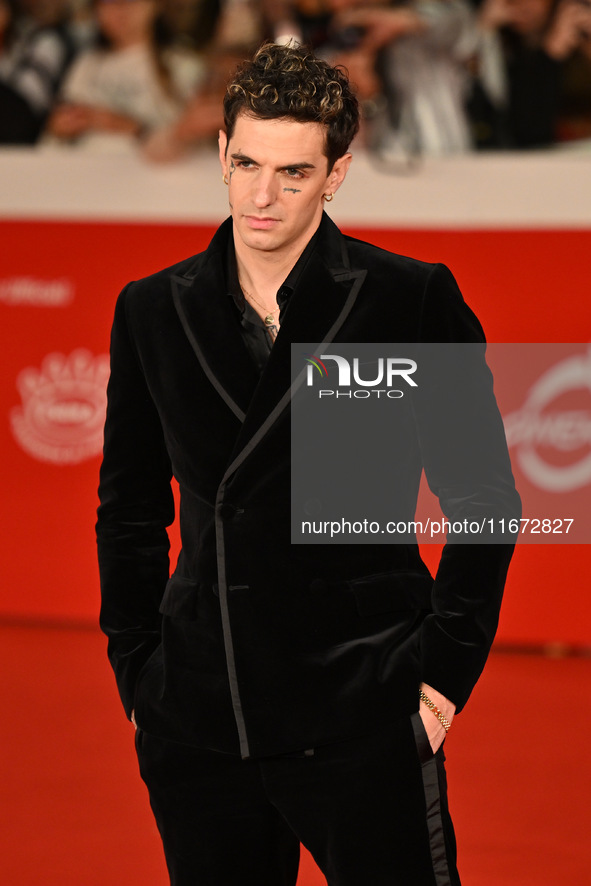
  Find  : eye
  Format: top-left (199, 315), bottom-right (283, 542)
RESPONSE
top-left (284, 167), bottom-right (304, 179)
top-left (234, 160), bottom-right (255, 170)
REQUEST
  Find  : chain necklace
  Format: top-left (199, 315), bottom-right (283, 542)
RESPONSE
top-left (239, 279), bottom-right (279, 329)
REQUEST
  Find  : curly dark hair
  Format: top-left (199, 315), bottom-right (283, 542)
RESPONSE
top-left (223, 42), bottom-right (360, 170)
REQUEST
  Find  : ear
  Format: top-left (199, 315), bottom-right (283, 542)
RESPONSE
top-left (326, 152), bottom-right (352, 196)
top-left (218, 129), bottom-right (228, 177)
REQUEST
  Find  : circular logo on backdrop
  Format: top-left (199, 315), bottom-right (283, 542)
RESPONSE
top-left (10, 349), bottom-right (110, 464)
top-left (504, 346), bottom-right (591, 493)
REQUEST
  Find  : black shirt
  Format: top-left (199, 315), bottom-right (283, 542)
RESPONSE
top-left (226, 227), bottom-right (320, 376)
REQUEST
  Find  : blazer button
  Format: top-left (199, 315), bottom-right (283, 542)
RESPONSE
top-left (217, 503), bottom-right (243, 520)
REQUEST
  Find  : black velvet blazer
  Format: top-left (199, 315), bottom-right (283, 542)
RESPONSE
top-left (97, 213), bottom-right (520, 758)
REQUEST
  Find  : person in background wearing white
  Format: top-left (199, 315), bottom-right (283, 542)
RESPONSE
top-left (46, 0), bottom-right (204, 150)
top-left (326, 0), bottom-right (480, 157)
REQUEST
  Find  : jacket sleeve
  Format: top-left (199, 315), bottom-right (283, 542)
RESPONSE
top-left (413, 263), bottom-right (521, 711)
top-left (96, 283), bottom-right (174, 719)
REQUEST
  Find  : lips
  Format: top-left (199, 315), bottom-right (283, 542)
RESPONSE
top-left (244, 216), bottom-right (280, 230)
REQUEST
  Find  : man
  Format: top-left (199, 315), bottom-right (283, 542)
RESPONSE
top-left (97, 42), bottom-right (519, 886)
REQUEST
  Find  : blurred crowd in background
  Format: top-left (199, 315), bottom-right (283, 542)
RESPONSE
top-left (1, 0), bottom-right (590, 162)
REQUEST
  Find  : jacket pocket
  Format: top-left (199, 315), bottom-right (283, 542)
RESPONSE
top-left (411, 710), bottom-right (436, 765)
top-left (347, 570), bottom-right (433, 617)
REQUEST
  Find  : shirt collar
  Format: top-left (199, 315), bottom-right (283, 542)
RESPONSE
top-left (226, 223), bottom-right (322, 321)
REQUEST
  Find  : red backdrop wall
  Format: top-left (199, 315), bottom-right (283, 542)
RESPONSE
top-left (1, 220), bottom-right (589, 646)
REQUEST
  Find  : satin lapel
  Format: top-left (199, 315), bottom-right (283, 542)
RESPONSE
top-left (223, 229), bottom-right (367, 479)
top-left (171, 244), bottom-right (260, 423)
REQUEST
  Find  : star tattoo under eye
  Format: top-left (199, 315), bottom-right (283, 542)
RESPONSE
top-left (283, 188), bottom-right (301, 194)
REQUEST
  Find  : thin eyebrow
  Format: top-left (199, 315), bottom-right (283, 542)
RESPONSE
top-left (230, 153), bottom-right (316, 172)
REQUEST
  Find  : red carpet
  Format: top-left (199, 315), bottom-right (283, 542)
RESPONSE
top-left (1, 622), bottom-right (589, 885)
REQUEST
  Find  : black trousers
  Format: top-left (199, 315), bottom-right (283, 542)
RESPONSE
top-left (135, 713), bottom-right (461, 886)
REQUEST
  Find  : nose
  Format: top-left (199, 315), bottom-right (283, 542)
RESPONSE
top-left (252, 171), bottom-right (277, 209)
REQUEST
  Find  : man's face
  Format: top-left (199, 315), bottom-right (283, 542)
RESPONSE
top-left (218, 113), bottom-right (351, 259)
